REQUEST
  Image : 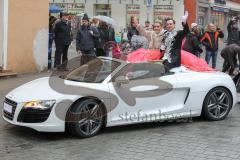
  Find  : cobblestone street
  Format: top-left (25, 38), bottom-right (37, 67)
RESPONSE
top-left (1, 48), bottom-right (240, 159)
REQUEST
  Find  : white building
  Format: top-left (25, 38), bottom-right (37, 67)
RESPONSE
top-left (49, 0), bottom-right (185, 30)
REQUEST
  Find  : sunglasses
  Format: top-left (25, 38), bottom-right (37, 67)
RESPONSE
top-left (154, 26), bottom-right (161, 28)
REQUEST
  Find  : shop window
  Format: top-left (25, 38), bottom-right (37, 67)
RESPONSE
top-left (126, 4), bottom-right (140, 27)
top-left (153, 5), bottom-right (173, 23)
top-left (211, 10), bottom-right (225, 30)
top-left (198, 7), bottom-right (207, 27)
top-left (214, 0), bottom-right (226, 5)
top-left (95, 4), bottom-right (112, 17)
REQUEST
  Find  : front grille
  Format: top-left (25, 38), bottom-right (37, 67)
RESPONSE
top-left (3, 98), bottom-right (17, 120)
top-left (17, 108), bottom-right (52, 123)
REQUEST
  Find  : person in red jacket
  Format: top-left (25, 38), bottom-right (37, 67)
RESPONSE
top-left (201, 23), bottom-right (224, 68)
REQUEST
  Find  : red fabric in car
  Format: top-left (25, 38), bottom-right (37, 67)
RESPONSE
top-left (181, 50), bottom-right (215, 72)
top-left (127, 48), bottom-right (163, 63)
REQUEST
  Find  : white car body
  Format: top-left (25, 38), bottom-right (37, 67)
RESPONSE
top-left (2, 57), bottom-right (237, 132)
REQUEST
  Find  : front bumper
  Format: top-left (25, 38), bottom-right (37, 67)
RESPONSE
top-left (2, 98), bottom-right (65, 132)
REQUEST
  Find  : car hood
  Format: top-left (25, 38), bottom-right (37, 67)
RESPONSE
top-left (6, 76), bottom-right (111, 103)
top-left (6, 77), bottom-right (66, 103)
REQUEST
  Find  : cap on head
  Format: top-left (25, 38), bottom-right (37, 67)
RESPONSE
top-left (60, 12), bottom-right (68, 18)
top-left (191, 23), bottom-right (198, 29)
top-left (82, 13), bottom-right (89, 21)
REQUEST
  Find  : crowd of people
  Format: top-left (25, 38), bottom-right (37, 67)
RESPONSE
top-left (49, 11), bottom-right (240, 75)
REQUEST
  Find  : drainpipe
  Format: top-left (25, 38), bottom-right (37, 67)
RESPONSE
top-left (3, 0), bottom-right (8, 70)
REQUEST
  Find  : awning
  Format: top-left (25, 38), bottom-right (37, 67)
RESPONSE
top-left (198, 0), bottom-right (210, 8)
top-left (210, 4), bottom-right (229, 12)
top-left (229, 7), bottom-right (240, 13)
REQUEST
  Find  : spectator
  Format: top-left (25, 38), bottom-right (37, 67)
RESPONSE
top-left (227, 16), bottom-right (240, 45)
top-left (76, 14), bottom-right (100, 56)
top-left (96, 21), bottom-right (111, 57)
top-left (91, 18), bottom-right (99, 27)
top-left (144, 20), bottom-right (153, 31)
top-left (221, 44), bottom-right (240, 75)
top-left (108, 25), bottom-right (115, 42)
top-left (183, 23), bottom-right (203, 57)
top-left (201, 23), bottom-right (224, 69)
top-left (122, 28), bottom-right (128, 41)
top-left (48, 14), bottom-right (57, 69)
top-left (54, 12), bottom-right (72, 70)
top-left (127, 16), bottom-right (139, 41)
top-left (136, 21), bottom-right (165, 50)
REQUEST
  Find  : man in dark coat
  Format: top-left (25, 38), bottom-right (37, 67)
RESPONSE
top-left (221, 44), bottom-right (240, 75)
top-left (227, 16), bottom-right (240, 45)
top-left (183, 23), bottom-right (203, 57)
top-left (76, 14), bottom-right (100, 56)
top-left (54, 12), bottom-right (72, 69)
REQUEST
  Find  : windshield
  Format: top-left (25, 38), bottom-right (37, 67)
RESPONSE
top-left (64, 58), bottom-right (121, 83)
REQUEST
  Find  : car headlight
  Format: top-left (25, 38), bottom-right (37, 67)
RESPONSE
top-left (23, 100), bottom-right (56, 110)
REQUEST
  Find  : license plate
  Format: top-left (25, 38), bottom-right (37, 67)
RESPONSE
top-left (3, 103), bottom-right (12, 114)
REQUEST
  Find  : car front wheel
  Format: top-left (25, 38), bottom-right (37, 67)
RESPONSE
top-left (202, 87), bottom-right (232, 121)
top-left (67, 99), bottom-right (105, 138)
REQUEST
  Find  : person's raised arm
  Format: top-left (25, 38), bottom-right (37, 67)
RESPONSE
top-left (181, 11), bottom-right (190, 34)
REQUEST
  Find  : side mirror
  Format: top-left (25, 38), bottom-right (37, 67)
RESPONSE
top-left (115, 76), bottom-right (129, 87)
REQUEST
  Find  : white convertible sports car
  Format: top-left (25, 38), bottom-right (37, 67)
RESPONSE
top-left (2, 57), bottom-right (237, 138)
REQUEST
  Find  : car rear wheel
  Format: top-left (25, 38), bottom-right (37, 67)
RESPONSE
top-left (67, 99), bottom-right (105, 138)
top-left (202, 87), bottom-right (232, 121)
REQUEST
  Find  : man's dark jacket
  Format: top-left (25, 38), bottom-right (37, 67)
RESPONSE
top-left (127, 26), bottom-right (139, 41)
top-left (221, 44), bottom-right (240, 69)
top-left (76, 25), bottom-right (100, 52)
top-left (201, 31), bottom-right (224, 51)
top-left (54, 20), bottom-right (72, 45)
top-left (227, 20), bottom-right (240, 45)
top-left (164, 22), bottom-right (190, 69)
top-left (96, 27), bottom-right (110, 49)
top-left (183, 32), bottom-right (203, 56)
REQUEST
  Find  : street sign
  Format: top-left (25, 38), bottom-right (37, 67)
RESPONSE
top-left (146, 0), bottom-right (152, 7)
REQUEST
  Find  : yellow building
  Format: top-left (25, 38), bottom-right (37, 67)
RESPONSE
top-left (0, 0), bottom-right (49, 74)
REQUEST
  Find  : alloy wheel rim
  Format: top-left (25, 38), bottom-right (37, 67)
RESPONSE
top-left (207, 90), bottom-right (230, 119)
top-left (78, 101), bottom-right (103, 135)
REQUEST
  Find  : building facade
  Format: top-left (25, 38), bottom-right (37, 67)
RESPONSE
top-left (185, 0), bottom-right (240, 35)
top-left (49, 0), bottom-right (185, 30)
top-left (0, 0), bottom-right (49, 73)
top-left (1, 0), bottom-right (239, 73)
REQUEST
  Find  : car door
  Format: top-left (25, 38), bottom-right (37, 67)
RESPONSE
top-left (107, 63), bottom-right (182, 126)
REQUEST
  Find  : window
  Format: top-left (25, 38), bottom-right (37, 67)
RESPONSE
top-left (198, 7), bottom-right (207, 27)
top-left (65, 58), bottom-right (120, 83)
top-left (153, 5), bottom-right (173, 23)
top-left (95, 4), bottom-right (112, 17)
top-left (113, 63), bottom-right (166, 81)
top-left (211, 10), bottom-right (225, 29)
top-left (126, 4), bottom-right (140, 27)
